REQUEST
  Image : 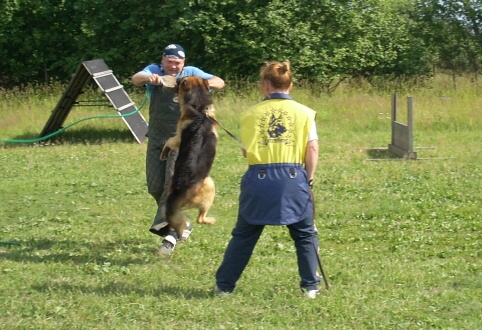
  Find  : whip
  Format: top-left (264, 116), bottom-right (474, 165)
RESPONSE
top-left (310, 188), bottom-right (329, 290)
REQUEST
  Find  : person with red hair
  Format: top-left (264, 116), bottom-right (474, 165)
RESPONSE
top-left (214, 61), bottom-right (321, 298)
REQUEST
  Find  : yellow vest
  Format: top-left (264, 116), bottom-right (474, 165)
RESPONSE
top-left (240, 99), bottom-right (316, 165)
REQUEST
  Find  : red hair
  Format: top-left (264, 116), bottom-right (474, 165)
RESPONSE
top-left (260, 61), bottom-right (292, 90)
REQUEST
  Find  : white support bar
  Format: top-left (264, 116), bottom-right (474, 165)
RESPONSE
top-left (104, 85), bottom-right (124, 93)
top-left (117, 102), bottom-right (136, 111)
top-left (92, 70), bottom-right (114, 78)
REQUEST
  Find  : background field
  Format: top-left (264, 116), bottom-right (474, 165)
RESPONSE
top-left (1, 76), bottom-right (481, 329)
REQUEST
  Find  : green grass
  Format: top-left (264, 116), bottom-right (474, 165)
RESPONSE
top-left (1, 76), bottom-right (481, 329)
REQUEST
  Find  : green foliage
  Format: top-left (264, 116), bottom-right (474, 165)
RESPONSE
top-left (411, 0), bottom-right (482, 76)
top-left (0, 0), bottom-right (82, 86)
top-left (1, 0), bottom-right (481, 93)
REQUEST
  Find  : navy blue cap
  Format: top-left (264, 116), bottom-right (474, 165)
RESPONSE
top-left (163, 44), bottom-right (185, 59)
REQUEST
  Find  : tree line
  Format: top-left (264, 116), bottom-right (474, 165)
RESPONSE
top-left (0, 0), bottom-right (480, 91)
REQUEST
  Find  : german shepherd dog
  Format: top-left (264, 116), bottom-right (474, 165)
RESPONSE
top-left (160, 76), bottom-right (217, 238)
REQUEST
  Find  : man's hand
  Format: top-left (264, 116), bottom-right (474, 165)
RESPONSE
top-left (146, 74), bottom-right (164, 85)
top-left (132, 73), bottom-right (162, 86)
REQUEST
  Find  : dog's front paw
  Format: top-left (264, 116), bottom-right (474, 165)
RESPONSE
top-left (160, 147), bottom-right (170, 160)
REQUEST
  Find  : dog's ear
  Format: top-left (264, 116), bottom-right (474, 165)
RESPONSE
top-left (178, 77), bottom-right (190, 91)
top-left (176, 77), bottom-right (184, 90)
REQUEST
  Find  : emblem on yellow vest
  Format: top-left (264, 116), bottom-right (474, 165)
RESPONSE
top-left (258, 108), bottom-right (294, 147)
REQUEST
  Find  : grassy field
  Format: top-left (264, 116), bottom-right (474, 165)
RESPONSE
top-left (1, 76), bottom-right (481, 329)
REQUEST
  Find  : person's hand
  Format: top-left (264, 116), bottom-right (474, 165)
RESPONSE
top-left (308, 179), bottom-right (314, 189)
top-left (147, 74), bottom-right (164, 86)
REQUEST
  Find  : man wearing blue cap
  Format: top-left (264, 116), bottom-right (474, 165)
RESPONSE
top-left (132, 44), bottom-right (225, 254)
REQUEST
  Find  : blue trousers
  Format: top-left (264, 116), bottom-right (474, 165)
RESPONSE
top-left (215, 214), bottom-right (321, 292)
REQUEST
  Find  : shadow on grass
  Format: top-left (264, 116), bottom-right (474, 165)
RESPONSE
top-left (30, 282), bottom-right (210, 299)
top-left (3, 238), bottom-right (211, 299)
top-left (0, 238), bottom-right (154, 266)
top-left (1, 127), bottom-right (142, 149)
top-left (365, 148), bottom-right (400, 160)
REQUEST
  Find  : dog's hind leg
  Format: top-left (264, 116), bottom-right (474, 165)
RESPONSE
top-left (196, 208), bottom-right (215, 225)
top-left (165, 192), bottom-right (189, 238)
top-left (193, 177), bottom-right (216, 225)
top-left (170, 210), bottom-right (189, 239)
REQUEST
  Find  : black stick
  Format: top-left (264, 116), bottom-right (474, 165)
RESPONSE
top-left (310, 189), bottom-right (329, 290)
top-left (313, 236), bottom-right (329, 290)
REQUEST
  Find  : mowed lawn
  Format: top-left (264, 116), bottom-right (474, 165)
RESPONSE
top-left (1, 79), bottom-right (481, 329)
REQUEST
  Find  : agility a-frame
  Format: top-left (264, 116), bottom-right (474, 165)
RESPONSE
top-left (40, 59), bottom-right (148, 143)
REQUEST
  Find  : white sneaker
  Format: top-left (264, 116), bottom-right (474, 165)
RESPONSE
top-left (214, 286), bottom-right (232, 297)
top-left (302, 288), bottom-right (319, 299)
top-left (159, 235), bottom-right (176, 255)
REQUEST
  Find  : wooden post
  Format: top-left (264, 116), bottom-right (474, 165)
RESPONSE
top-left (391, 93), bottom-right (396, 146)
top-left (407, 96), bottom-right (414, 156)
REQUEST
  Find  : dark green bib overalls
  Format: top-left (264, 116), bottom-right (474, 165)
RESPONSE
top-left (146, 84), bottom-right (181, 235)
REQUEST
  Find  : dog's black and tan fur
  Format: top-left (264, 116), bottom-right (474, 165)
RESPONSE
top-left (160, 76), bottom-right (217, 238)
